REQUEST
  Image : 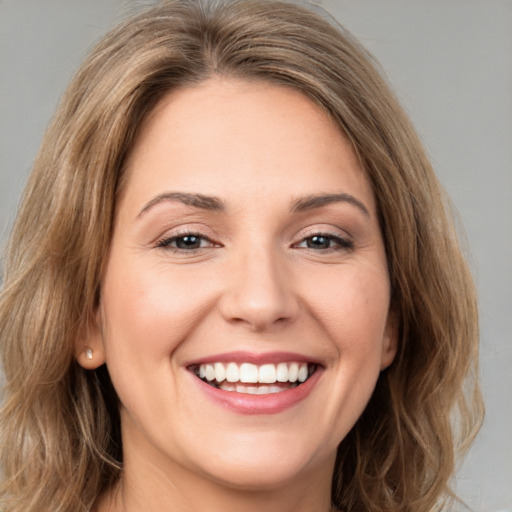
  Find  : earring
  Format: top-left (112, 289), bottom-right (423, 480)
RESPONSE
top-left (85, 347), bottom-right (94, 360)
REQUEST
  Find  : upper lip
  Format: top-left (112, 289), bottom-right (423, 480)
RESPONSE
top-left (185, 350), bottom-right (323, 367)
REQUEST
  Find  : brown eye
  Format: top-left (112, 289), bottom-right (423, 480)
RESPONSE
top-left (296, 233), bottom-right (353, 251)
top-left (174, 235), bottom-right (203, 249)
top-left (157, 233), bottom-right (215, 251)
top-left (306, 235), bottom-right (332, 249)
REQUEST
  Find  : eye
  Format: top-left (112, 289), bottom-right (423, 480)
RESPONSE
top-left (156, 233), bottom-right (217, 251)
top-left (295, 233), bottom-right (353, 251)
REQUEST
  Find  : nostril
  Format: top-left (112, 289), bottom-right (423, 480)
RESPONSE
top-left (217, 256), bottom-right (300, 331)
top-left (219, 290), bottom-right (300, 331)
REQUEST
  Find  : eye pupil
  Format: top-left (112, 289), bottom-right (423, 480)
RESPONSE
top-left (176, 235), bottom-right (201, 249)
top-left (307, 236), bottom-right (330, 249)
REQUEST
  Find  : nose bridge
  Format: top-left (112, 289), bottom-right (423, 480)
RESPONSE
top-left (220, 238), bottom-right (299, 330)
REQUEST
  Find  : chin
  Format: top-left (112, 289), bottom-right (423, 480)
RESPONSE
top-left (184, 431), bottom-right (330, 491)
top-left (200, 457), bottom-right (315, 491)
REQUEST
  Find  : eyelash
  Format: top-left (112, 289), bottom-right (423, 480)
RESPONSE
top-left (156, 232), bottom-right (218, 252)
top-left (293, 232), bottom-right (354, 252)
top-left (156, 231), bottom-right (354, 253)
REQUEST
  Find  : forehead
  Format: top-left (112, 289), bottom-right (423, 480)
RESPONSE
top-left (120, 77), bottom-right (375, 216)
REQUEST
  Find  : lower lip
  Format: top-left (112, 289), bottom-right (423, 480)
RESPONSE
top-left (191, 369), bottom-right (322, 415)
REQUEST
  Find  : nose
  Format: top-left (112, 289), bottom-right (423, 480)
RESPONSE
top-left (218, 245), bottom-right (300, 332)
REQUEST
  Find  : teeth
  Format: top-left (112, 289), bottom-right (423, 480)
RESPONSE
top-left (259, 364), bottom-right (276, 383)
top-left (276, 363), bottom-right (289, 382)
top-left (240, 363), bottom-right (258, 383)
top-left (298, 364), bottom-right (308, 382)
top-left (205, 364), bottom-right (215, 382)
top-left (288, 362), bottom-right (299, 382)
top-left (196, 361), bottom-right (313, 386)
top-left (226, 362), bottom-right (239, 383)
top-left (214, 362), bottom-right (226, 382)
top-left (219, 382), bottom-right (237, 392)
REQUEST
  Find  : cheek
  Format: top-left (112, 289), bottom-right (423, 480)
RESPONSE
top-left (306, 262), bottom-right (390, 348)
top-left (98, 257), bottom-right (220, 428)
top-left (100, 256), bottom-right (218, 360)
top-left (312, 263), bottom-right (391, 421)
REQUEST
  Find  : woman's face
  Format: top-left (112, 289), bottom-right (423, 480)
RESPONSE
top-left (82, 78), bottom-right (396, 492)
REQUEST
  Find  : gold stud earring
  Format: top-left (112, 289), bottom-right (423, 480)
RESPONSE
top-left (85, 348), bottom-right (94, 360)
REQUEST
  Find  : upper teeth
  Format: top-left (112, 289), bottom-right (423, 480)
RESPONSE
top-left (197, 362), bottom-right (310, 384)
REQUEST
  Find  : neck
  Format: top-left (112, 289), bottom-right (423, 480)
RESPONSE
top-left (94, 409), bottom-right (338, 512)
top-left (95, 443), bottom-right (335, 512)
top-left (98, 480), bottom-right (334, 512)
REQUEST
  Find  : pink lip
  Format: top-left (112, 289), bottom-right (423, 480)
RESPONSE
top-left (188, 366), bottom-right (323, 415)
top-left (185, 350), bottom-right (321, 366)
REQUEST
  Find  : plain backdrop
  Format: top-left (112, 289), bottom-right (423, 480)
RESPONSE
top-left (1, 1), bottom-right (511, 511)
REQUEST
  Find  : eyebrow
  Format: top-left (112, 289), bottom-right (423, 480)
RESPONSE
top-left (291, 193), bottom-right (370, 217)
top-left (137, 191), bottom-right (370, 218)
top-left (137, 192), bottom-right (225, 217)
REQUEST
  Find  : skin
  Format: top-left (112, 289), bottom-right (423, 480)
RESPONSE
top-left (78, 77), bottom-right (397, 512)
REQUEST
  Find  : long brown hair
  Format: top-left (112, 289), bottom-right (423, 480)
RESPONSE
top-left (0, 1), bottom-right (482, 511)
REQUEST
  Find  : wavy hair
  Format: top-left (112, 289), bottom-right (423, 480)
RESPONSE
top-left (0, 1), bottom-right (483, 511)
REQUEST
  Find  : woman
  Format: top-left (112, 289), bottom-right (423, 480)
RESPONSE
top-left (0, 1), bottom-right (483, 511)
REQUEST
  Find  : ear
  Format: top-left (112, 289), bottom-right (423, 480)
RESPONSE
top-left (75, 310), bottom-right (106, 370)
top-left (380, 310), bottom-right (398, 370)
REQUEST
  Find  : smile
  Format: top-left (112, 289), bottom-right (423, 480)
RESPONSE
top-left (191, 362), bottom-right (317, 394)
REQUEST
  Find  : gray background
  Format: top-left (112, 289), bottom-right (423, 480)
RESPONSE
top-left (0, 1), bottom-right (510, 510)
